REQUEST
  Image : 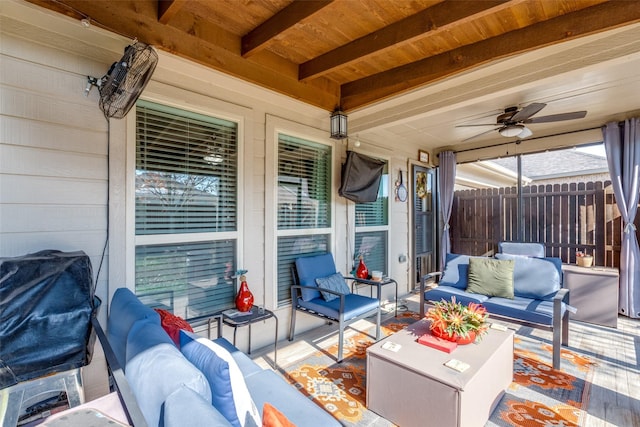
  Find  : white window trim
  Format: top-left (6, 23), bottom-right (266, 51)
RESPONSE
top-left (116, 81), bottom-right (252, 293)
top-left (265, 114), bottom-right (337, 308)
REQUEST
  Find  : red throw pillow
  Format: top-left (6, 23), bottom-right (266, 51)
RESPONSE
top-left (262, 403), bottom-right (296, 427)
top-left (154, 308), bottom-right (193, 346)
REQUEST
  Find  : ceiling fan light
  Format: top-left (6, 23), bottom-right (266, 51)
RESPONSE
top-left (499, 124), bottom-right (525, 137)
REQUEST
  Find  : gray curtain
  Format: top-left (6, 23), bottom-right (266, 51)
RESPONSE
top-left (603, 118), bottom-right (640, 318)
top-left (438, 151), bottom-right (457, 270)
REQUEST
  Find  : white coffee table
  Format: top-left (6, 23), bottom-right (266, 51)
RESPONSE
top-left (366, 319), bottom-right (513, 427)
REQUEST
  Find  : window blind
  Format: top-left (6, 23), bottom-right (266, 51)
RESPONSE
top-left (355, 163), bottom-right (389, 273)
top-left (277, 135), bottom-right (331, 229)
top-left (276, 133), bottom-right (332, 305)
top-left (355, 171), bottom-right (389, 227)
top-left (354, 231), bottom-right (388, 275)
top-left (276, 235), bottom-right (330, 306)
top-left (135, 240), bottom-right (236, 319)
top-left (136, 100), bottom-right (238, 235)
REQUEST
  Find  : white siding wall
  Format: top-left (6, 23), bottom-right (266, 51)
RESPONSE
top-left (0, 30), bottom-right (111, 308)
top-left (0, 0), bottom-right (417, 348)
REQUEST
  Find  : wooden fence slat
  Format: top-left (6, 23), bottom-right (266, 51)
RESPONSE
top-left (450, 180), bottom-right (639, 267)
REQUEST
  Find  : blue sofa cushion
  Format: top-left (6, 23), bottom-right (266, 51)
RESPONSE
top-left (498, 242), bottom-right (545, 257)
top-left (424, 285), bottom-right (490, 306)
top-left (439, 253), bottom-right (472, 289)
top-left (495, 253), bottom-right (562, 300)
top-left (125, 318), bottom-right (175, 363)
top-left (295, 254), bottom-right (338, 301)
top-left (483, 296), bottom-right (565, 326)
top-left (466, 258), bottom-right (515, 299)
top-left (180, 331), bottom-right (261, 427)
top-left (245, 370), bottom-right (341, 427)
top-left (315, 273), bottom-right (350, 302)
top-left (125, 321), bottom-right (211, 427)
top-left (164, 385), bottom-right (232, 427)
top-left (296, 294), bottom-right (379, 320)
top-left (108, 287), bottom-right (160, 368)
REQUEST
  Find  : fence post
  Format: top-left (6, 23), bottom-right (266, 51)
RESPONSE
top-left (594, 181), bottom-right (605, 265)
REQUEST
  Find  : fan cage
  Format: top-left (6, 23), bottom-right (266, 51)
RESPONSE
top-left (98, 43), bottom-right (158, 119)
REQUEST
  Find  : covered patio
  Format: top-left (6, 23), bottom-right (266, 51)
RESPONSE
top-left (1, 1), bottom-right (639, 426)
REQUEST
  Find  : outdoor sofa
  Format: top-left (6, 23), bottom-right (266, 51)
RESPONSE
top-left (419, 242), bottom-right (570, 369)
top-left (106, 287), bottom-right (339, 427)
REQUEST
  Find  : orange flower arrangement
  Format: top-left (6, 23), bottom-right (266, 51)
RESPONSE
top-left (425, 297), bottom-right (489, 340)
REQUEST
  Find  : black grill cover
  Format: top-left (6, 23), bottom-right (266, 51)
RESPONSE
top-left (338, 151), bottom-right (385, 203)
top-left (0, 250), bottom-right (98, 389)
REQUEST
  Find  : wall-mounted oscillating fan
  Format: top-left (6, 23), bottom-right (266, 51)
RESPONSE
top-left (456, 103), bottom-right (587, 142)
top-left (85, 42), bottom-right (158, 119)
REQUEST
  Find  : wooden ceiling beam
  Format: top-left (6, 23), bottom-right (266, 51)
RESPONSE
top-left (299, 0), bottom-right (512, 81)
top-left (157, 0), bottom-right (187, 24)
top-left (341, 1), bottom-right (640, 111)
top-left (24, 0), bottom-right (339, 110)
top-left (241, 0), bottom-right (334, 58)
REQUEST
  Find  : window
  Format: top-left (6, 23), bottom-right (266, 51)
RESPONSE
top-left (354, 164), bottom-right (389, 274)
top-left (135, 100), bottom-right (238, 319)
top-left (452, 143), bottom-right (611, 263)
top-left (276, 134), bottom-right (332, 306)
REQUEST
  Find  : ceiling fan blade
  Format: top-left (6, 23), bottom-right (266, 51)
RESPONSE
top-left (510, 102), bottom-right (546, 122)
top-left (461, 127), bottom-right (500, 142)
top-left (517, 126), bottom-right (533, 139)
top-left (455, 123), bottom-right (499, 127)
top-left (524, 111), bottom-right (587, 124)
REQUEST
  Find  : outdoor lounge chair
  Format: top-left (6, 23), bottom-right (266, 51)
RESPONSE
top-left (289, 253), bottom-right (381, 362)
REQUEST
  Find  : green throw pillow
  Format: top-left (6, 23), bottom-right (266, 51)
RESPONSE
top-left (466, 258), bottom-right (515, 299)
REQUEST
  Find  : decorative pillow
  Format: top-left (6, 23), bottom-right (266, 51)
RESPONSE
top-left (180, 331), bottom-right (261, 427)
top-left (262, 403), bottom-right (296, 427)
top-left (315, 273), bottom-right (350, 302)
top-left (439, 253), bottom-right (472, 289)
top-left (154, 308), bottom-right (194, 346)
top-left (466, 258), bottom-right (515, 299)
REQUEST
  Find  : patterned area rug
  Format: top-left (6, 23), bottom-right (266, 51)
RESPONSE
top-left (280, 312), bottom-right (594, 427)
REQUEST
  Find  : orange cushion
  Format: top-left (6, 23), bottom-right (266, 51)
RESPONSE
top-left (262, 403), bottom-right (296, 427)
top-left (154, 308), bottom-right (193, 346)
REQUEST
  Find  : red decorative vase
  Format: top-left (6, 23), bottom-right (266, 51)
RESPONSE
top-left (431, 325), bottom-right (476, 345)
top-left (235, 275), bottom-right (254, 312)
top-left (356, 257), bottom-right (369, 279)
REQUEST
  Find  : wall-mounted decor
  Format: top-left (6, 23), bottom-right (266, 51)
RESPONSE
top-left (416, 171), bottom-right (428, 199)
top-left (395, 170), bottom-right (407, 202)
top-left (418, 150), bottom-right (430, 163)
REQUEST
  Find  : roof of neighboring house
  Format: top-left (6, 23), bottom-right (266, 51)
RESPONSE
top-left (489, 149), bottom-right (608, 181)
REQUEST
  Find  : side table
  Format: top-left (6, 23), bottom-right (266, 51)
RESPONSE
top-left (349, 277), bottom-right (399, 317)
top-left (221, 307), bottom-right (279, 367)
top-left (562, 264), bottom-right (619, 328)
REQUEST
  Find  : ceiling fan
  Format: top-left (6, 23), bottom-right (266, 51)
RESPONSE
top-left (456, 103), bottom-right (587, 142)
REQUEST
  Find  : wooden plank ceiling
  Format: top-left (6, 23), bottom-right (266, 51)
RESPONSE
top-left (26, 0), bottom-right (640, 112)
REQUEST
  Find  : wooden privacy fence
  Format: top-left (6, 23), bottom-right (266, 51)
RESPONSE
top-left (450, 181), bottom-right (640, 268)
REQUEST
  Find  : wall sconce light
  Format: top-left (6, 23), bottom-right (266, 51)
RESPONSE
top-left (330, 109), bottom-right (348, 140)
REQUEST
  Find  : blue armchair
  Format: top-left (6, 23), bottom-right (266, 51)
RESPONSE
top-left (290, 253), bottom-right (381, 362)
